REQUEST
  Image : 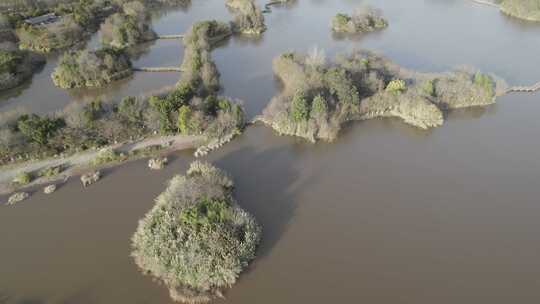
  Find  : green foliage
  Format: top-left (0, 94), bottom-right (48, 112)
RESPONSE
top-left (100, 5), bottom-right (156, 48)
top-left (386, 79), bottom-right (406, 94)
top-left (473, 72), bottom-right (494, 96)
top-left (180, 20), bottom-right (231, 95)
top-left (422, 79), bottom-right (436, 97)
top-left (38, 165), bottom-right (63, 177)
top-left (228, 0), bottom-right (266, 35)
top-left (118, 96), bottom-right (143, 125)
top-left (149, 86), bottom-right (193, 134)
top-left (16, 15), bottom-right (85, 52)
top-left (83, 99), bottom-right (104, 126)
top-left (179, 198), bottom-right (232, 228)
top-left (131, 162), bottom-right (261, 302)
top-left (177, 105), bottom-right (192, 134)
top-left (91, 147), bottom-right (125, 166)
top-left (290, 91), bottom-right (309, 122)
top-left (52, 48), bottom-right (132, 89)
top-left (311, 94), bottom-right (328, 119)
top-left (13, 171), bottom-right (32, 185)
top-left (332, 8), bottom-right (388, 33)
top-left (325, 68), bottom-right (360, 105)
top-left (332, 13), bottom-right (351, 32)
top-left (17, 114), bottom-right (65, 146)
top-left (0, 48), bottom-right (43, 91)
top-left (0, 50), bottom-right (21, 74)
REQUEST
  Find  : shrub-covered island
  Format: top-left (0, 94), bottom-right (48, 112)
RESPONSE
top-left (8, 0), bottom-right (183, 53)
top-left (132, 161), bottom-right (261, 303)
top-left (13, 0), bottom-right (119, 53)
top-left (151, 20), bottom-right (244, 142)
top-left (100, 1), bottom-right (157, 48)
top-left (258, 50), bottom-right (500, 142)
top-left (226, 0), bottom-right (266, 35)
top-left (0, 43), bottom-right (45, 91)
top-left (1, 21), bottom-right (245, 167)
top-left (498, 0), bottom-right (540, 21)
top-left (332, 6), bottom-right (388, 34)
top-left (51, 47), bottom-right (132, 88)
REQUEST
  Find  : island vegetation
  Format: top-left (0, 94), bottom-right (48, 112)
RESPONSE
top-left (331, 6), bottom-right (388, 34)
top-left (257, 49), bottom-right (501, 142)
top-left (132, 161), bottom-right (261, 303)
top-left (11, 0), bottom-right (118, 52)
top-left (0, 18), bottom-right (246, 196)
top-left (51, 47), bottom-right (132, 88)
top-left (100, 1), bottom-right (157, 48)
top-left (4, 0), bottom-right (189, 53)
top-left (226, 0), bottom-right (266, 35)
top-left (0, 42), bottom-right (45, 91)
top-left (150, 20), bottom-right (244, 143)
top-left (498, 0), bottom-right (540, 21)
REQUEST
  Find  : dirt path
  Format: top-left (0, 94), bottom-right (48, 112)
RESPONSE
top-left (0, 134), bottom-right (203, 195)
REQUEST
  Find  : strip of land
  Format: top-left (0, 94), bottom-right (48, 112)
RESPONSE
top-left (0, 134), bottom-right (203, 195)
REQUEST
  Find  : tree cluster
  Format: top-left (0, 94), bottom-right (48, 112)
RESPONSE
top-left (132, 161), bottom-right (261, 303)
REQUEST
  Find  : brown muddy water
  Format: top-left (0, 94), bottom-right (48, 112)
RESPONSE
top-left (2, 0), bottom-right (540, 303)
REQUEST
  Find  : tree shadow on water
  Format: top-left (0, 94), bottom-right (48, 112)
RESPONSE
top-left (214, 144), bottom-right (304, 260)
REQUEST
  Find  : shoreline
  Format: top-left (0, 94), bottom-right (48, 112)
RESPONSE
top-left (0, 134), bottom-right (203, 197)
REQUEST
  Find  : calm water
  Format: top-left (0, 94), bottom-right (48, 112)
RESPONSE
top-left (2, 0), bottom-right (540, 303)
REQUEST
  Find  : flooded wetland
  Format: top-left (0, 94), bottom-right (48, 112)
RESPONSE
top-left (2, 0), bottom-right (540, 303)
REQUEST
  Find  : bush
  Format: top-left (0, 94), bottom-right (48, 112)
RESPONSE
top-left (385, 79), bottom-right (406, 94)
top-left (311, 94), bottom-right (328, 120)
top-left (132, 162), bottom-right (261, 303)
top-left (13, 171), bottom-right (32, 185)
top-left (17, 114), bottom-right (65, 146)
top-left (227, 0), bottom-right (266, 35)
top-left (474, 71), bottom-right (494, 96)
top-left (38, 165), bottom-right (64, 177)
top-left (52, 48), bottom-right (132, 89)
top-left (100, 1), bottom-right (157, 48)
top-left (118, 96), bottom-right (145, 126)
top-left (179, 20), bottom-right (231, 95)
top-left (290, 91), bottom-right (309, 122)
top-left (91, 147), bottom-right (125, 166)
top-left (422, 79), bottom-right (435, 97)
top-left (332, 6), bottom-right (388, 33)
top-left (0, 48), bottom-right (45, 91)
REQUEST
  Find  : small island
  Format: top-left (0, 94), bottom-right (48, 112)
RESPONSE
top-left (226, 0), bottom-right (266, 35)
top-left (331, 6), bottom-right (388, 34)
top-left (132, 161), bottom-right (261, 303)
top-left (256, 50), bottom-right (499, 142)
top-left (51, 48), bottom-right (133, 89)
top-left (100, 1), bottom-right (157, 48)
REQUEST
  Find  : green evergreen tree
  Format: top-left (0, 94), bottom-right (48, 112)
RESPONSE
top-left (311, 94), bottom-right (328, 119)
top-left (290, 91), bottom-right (309, 122)
top-left (177, 105), bottom-right (193, 134)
